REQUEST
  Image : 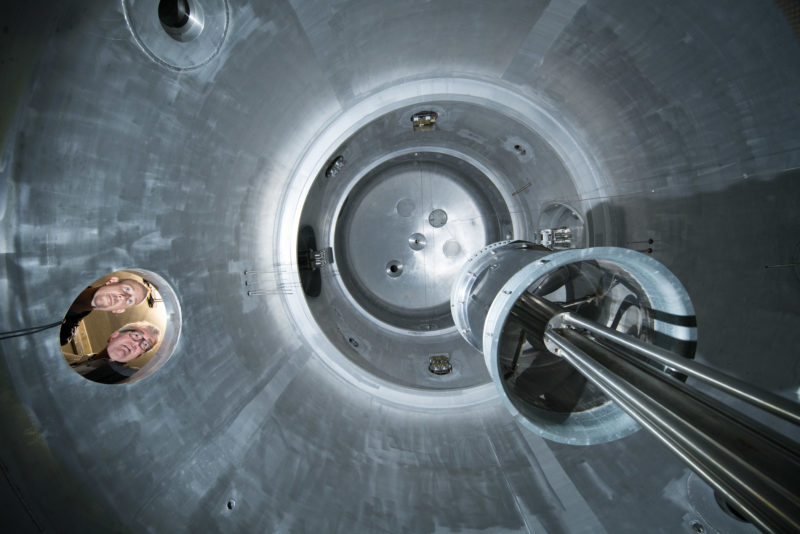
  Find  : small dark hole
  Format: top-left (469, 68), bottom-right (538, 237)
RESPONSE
top-left (158, 0), bottom-right (190, 29)
top-left (227, 500), bottom-right (235, 510)
top-left (390, 265), bottom-right (398, 273)
top-left (348, 337), bottom-right (359, 347)
top-left (691, 521), bottom-right (704, 533)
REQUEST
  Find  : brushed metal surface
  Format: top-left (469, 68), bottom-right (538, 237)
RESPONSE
top-left (1, 1), bottom-right (797, 533)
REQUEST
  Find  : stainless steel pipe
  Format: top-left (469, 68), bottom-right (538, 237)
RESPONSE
top-left (548, 309), bottom-right (800, 426)
top-left (510, 295), bottom-right (800, 533)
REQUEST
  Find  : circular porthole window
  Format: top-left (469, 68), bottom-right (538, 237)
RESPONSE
top-left (59, 270), bottom-right (181, 384)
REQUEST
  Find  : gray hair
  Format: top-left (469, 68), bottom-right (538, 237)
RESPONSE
top-left (118, 321), bottom-right (161, 349)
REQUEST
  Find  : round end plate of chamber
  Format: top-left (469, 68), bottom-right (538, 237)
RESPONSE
top-left (334, 152), bottom-right (512, 332)
top-left (278, 86), bottom-right (603, 402)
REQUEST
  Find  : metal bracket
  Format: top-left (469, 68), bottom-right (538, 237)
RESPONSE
top-left (539, 227), bottom-right (572, 249)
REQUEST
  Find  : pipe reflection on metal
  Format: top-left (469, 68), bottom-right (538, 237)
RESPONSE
top-left (530, 304), bottom-right (800, 534)
top-left (548, 310), bottom-right (800, 426)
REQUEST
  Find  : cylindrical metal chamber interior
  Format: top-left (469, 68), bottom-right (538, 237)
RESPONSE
top-left (1, 1), bottom-right (799, 532)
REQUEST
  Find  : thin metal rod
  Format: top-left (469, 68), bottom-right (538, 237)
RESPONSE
top-left (504, 329), bottom-right (527, 379)
top-left (544, 329), bottom-right (800, 534)
top-left (551, 311), bottom-right (800, 426)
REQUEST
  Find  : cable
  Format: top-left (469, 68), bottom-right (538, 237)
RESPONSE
top-left (0, 321), bottom-right (62, 341)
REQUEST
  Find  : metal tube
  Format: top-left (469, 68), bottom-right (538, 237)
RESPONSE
top-left (512, 293), bottom-right (800, 531)
top-left (517, 292), bottom-right (563, 321)
top-left (510, 304), bottom-right (547, 333)
top-left (544, 329), bottom-right (800, 534)
top-left (550, 311), bottom-right (800, 426)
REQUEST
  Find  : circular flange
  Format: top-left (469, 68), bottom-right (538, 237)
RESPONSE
top-left (536, 202), bottom-right (586, 249)
top-left (481, 247), bottom-right (696, 445)
top-left (408, 233), bottom-right (426, 251)
top-left (274, 78), bottom-right (607, 407)
top-left (123, 0), bottom-right (229, 70)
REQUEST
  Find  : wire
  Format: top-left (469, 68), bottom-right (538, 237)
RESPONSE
top-left (0, 321), bottom-right (62, 341)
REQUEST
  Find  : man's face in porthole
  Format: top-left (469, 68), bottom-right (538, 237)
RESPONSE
top-left (91, 277), bottom-right (147, 313)
top-left (106, 328), bottom-right (156, 362)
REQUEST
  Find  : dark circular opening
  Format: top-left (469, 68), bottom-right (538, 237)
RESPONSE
top-left (226, 500), bottom-right (236, 510)
top-left (158, 0), bottom-right (190, 29)
top-left (690, 520), bottom-right (705, 533)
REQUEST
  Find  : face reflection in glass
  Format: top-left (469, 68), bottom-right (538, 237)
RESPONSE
top-left (107, 328), bottom-right (156, 362)
top-left (91, 277), bottom-right (148, 314)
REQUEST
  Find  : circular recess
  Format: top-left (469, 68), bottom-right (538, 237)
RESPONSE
top-left (396, 198), bottom-right (415, 217)
top-left (59, 269), bottom-right (181, 384)
top-left (408, 233), bottom-right (426, 251)
top-left (442, 239), bottom-right (461, 258)
top-left (428, 355), bottom-right (453, 375)
top-left (159, 0), bottom-right (190, 28)
top-left (334, 152), bottom-right (511, 332)
top-left (385, 260), bottom-right (404, 277)
top-left (297, 225), bottom-right (322, 297)
top-left (537, 202), bottom-right (585, 249)
top-left (428, 209), bottom-right (448, 228)
top-left (158, 0), bottom-right (204, 42)
top-left (123, 0), bottom-right (229, 70)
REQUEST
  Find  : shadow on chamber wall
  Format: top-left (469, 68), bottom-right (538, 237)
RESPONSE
top-left (583, 169), bottom-right (800, 391)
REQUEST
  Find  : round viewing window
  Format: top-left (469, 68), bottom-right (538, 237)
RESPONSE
top-left (59, 269), bottom-right (181, 384)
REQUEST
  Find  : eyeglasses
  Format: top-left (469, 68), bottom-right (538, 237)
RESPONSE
top-left (127, 329), bottom-right (154, 352)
